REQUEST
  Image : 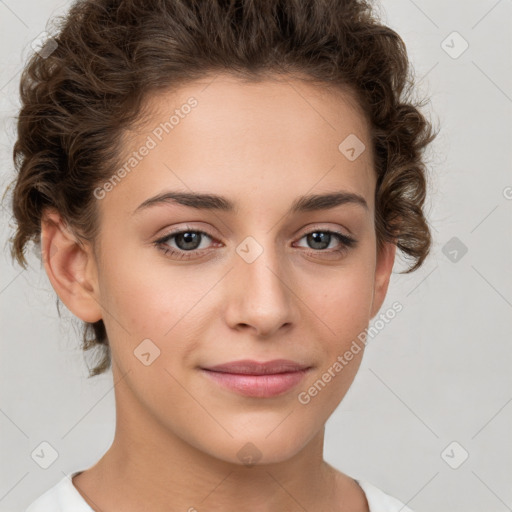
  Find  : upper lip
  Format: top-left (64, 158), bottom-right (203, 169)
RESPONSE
top-left (202, 359), bottom-right (311, 375)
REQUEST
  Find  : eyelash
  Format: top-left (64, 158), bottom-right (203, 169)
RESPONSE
top-left (153, 225), bottom-right (357, 260)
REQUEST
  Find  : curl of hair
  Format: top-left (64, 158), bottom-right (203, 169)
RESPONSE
top-left (7, 0), bottom-right (438, 377)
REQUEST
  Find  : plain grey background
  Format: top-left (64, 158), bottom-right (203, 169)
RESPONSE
top-left (1, 1), bottom-right (511, 511)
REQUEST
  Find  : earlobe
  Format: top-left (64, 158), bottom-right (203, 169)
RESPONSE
top-left (369, 241), bottom-right (397, 319)
top-left (40, 209), bottom-right (103, 323)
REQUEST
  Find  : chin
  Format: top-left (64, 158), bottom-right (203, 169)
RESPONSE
top-left (195, 427), bottom-right (314, 468)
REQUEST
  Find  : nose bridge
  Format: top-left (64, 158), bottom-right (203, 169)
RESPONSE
top-left (227, 232), bottom-right (295, 335)
top-left (236, 231), bottom-right (289, 298)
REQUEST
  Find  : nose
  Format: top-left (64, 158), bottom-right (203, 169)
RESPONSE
top-left (224, 238), bottom-right (298, 338)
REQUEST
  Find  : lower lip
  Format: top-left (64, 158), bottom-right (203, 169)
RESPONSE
top-left (201, 369), bottom-right (311, 398)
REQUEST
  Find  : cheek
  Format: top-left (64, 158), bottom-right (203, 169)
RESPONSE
top-left (99, 243), bottom-right (205, 336)
top-left (97, 248), bottom-right (218, 381)
top-left (301, 263), bottom-right (375, 343)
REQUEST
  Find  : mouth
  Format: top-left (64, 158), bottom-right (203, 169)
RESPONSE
top-left (200, 359), bottom-right (313, 398)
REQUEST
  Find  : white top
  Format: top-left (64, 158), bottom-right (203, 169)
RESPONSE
top-left (26, 471), bottom-right (414, 512)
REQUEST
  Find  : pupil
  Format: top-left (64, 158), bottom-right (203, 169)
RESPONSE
top-left (309, 232), bottom-right (329, 249)
top-left (178, 232), bottom-right (200, 250)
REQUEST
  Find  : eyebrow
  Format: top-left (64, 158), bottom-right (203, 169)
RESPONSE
top-left (133, 190), bottom-right (369, 215)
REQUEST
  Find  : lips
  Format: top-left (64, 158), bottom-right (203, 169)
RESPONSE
top-left (200, 359), bottom-right (312, 398)
top-left (203, 359), bottom-right (311, 375)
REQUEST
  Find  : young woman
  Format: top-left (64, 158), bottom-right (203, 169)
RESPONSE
top-left (10, 0), bottom-right (436, 510)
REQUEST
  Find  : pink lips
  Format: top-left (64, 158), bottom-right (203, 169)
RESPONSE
top-left (201, 359), bottom-right (312, 398)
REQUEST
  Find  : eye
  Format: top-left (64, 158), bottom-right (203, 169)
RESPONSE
top-left (153, 225), bottom-right (358, 261)
top-left (294, 228), bottom-right (357, 256)
top-left (153, 226), bottom-right (218, 260)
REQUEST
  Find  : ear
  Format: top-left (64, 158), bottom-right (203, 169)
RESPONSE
top-left (40, 209), bottom-right (102, 323)
top-left (369, 240), bottom-right (397, 319)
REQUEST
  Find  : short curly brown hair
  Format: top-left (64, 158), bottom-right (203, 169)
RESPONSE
top-left (6, 0), bottom-right (438, 378)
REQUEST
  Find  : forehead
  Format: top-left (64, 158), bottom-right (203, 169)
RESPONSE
top-left (137, 72), bottom-right (370, 152)
top-left (106, 73), bottom-right (376, 216)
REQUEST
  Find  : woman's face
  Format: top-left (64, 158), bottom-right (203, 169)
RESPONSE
top-left (62, 74), bottom-right (396, 465)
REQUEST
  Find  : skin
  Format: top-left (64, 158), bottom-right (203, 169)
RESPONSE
top-left (41, 73), bottom-right (396, 512)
